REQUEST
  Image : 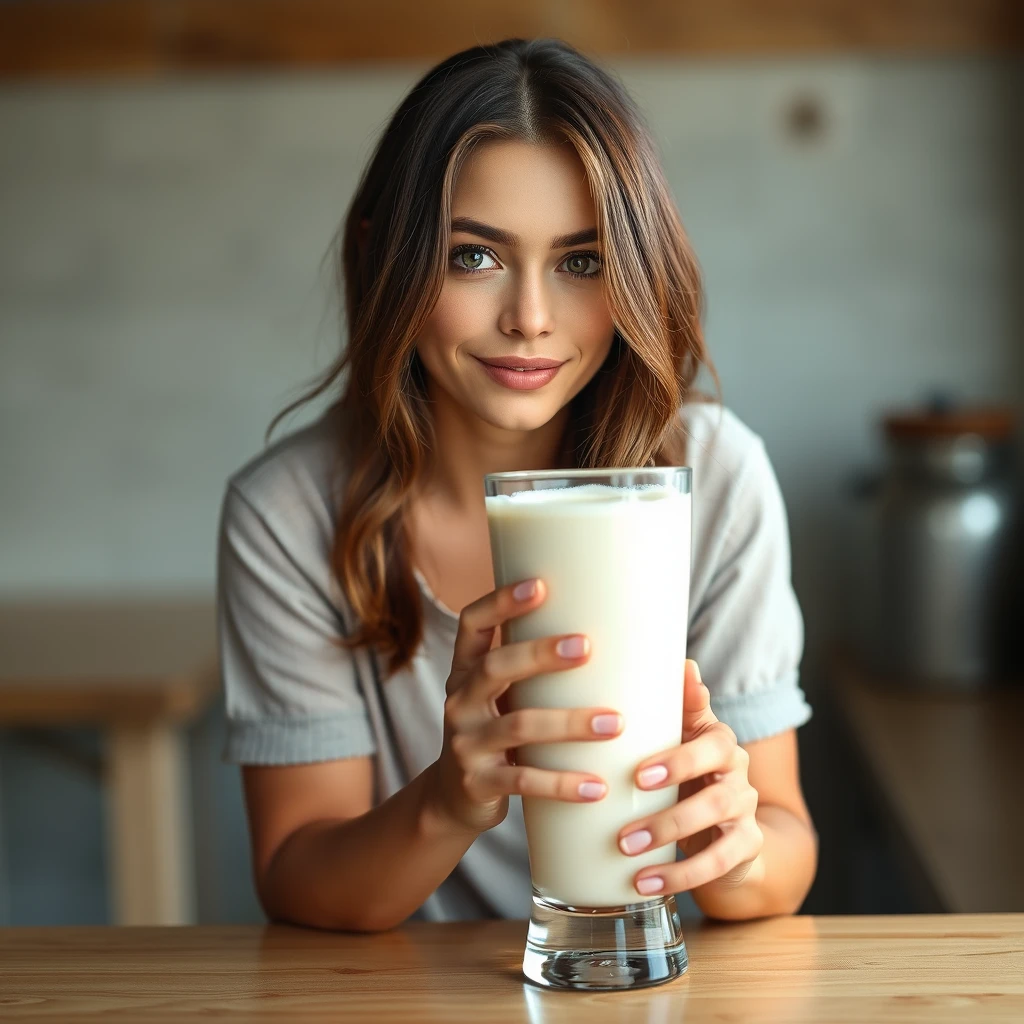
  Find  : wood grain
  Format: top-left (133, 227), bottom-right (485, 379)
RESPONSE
top-left (1, 0), bottom-right (1022, 78)
top-left (0, 598), bottom-right (217, 724)
top-left (834, 661), bottom-right (1024, 913)
top-left (0, 916), bottom-right (1021, 1022)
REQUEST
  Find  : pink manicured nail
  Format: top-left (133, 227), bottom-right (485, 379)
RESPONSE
top-left (578, 781), bottom-right (606, 800)
top-left (557, 635), bottom-right (588, 659)
top-left (636, 876), bottom-right (665, 895)
top-left (513, 580), bottom-right (538, 601)
top-left (591, 714), bottom-right (622, 735)
top-left (638, 765), bottom-right (669, 788)
top-left (620, 829), bottom-right (652, 855)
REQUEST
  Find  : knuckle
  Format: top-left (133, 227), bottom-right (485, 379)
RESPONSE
top-left (670, 803), bottom-right (690, 836)
top-left (715, 723), bottom-right (737, 750)
top-left (748, 821), bottom-right (765, 852)
top-left (478, 650), bottom-right (500, 683)
top-left (709, 847), bottom-right (730, 877)
top-left (734, 744), bottom-right (750, 769)
top-left (708, 784), bottom-right (731, 819)
top-left (449, 732), bottom-right (472, 761)
top-left (504, 711), bottom-right (531, 746)
top-left (509, 766), bottom-right (530, 795)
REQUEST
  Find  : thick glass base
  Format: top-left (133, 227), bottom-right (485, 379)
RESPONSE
top-left (522, 889), bottom-right (687, 991)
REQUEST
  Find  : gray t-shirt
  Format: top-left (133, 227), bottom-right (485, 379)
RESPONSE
top-left (217, 401), bottom-right (811, 921)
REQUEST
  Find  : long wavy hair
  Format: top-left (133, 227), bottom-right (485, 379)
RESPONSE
top-left (271, 37), bottom-right (717, 676)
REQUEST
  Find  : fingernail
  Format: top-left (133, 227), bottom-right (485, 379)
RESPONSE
top-left (691, 660), bottom-right (702, 683)
top-left (578, 781), bottom-right (606, 800)
top-left (591, 714), bottom-right (622, 735)
top-left (636, 876), bottom-right (664, 895)
top-left (557, 635), bottom-right (588, 659)
top-left (620, 829), bottom-right (652, 855)
top-left (513, 579), bottom-right (538, 601)
top-left (638, 765), bottom-right (669, 788)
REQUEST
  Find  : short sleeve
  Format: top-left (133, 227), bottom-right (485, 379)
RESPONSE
top-left (687, 439), bottom-right (811, 744)
top-left (217, 483), bottom-right (376, 765)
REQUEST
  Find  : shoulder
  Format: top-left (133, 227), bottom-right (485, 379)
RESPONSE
top-left (679, 402), bottom-right (772, 512)
top-left (226, 399), bottom-right (346, 528)
top-left (219, 403), bottom-right (348, 584)
top-left (679, 403), bottom-right (789, 580)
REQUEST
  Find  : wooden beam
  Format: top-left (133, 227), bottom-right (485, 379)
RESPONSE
top-left (1, 0), bottom-right (1022, 79)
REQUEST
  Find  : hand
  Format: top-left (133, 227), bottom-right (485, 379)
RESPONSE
top-left (617, 660), bottom-right (764, 896)
top-left (427, 578), bottom-right (624, 836)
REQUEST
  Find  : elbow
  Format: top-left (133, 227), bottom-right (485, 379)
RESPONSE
top-left (256, 883), bottom-right (407, 934)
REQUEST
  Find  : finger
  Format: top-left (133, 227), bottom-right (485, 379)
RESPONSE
top-left (451, 578), bottom-right (547, 671)
top-left (468, 632), bottom-right (591, 702)
top-left (633, 823), bottom-right (763, 895)
top-left (635, 722), bottom-right (742, 790)
top-left (682, 660), bottom-right (718, 740)
top-left (476, 707), bottom-right (624, 753)
top-left (475, 764), bottom-right (608, 803)
top-left (618, 780), bottom-right (757, 855)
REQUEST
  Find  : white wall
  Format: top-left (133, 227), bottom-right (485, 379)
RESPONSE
top-left (1, 56), bottom-right (1020, 923)
top-left (2, 59), bottom-right (1020, 657)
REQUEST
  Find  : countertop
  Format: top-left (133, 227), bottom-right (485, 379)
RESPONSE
top-left (1, 915), bottom-right (1022, 1022)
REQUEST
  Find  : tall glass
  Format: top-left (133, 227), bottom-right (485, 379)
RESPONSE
top-left (484, 467), bottom-right (692, 991)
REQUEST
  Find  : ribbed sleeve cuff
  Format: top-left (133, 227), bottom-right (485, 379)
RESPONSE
top-left (222, 712), bottom-right (377, 765)
top-left (710, 670), bottom-right (812, 745)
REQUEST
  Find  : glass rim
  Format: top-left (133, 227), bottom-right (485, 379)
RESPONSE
top-left (484, 466), bottom-right (692, 498)
top-left (484, 466), bottom-right (691, 483)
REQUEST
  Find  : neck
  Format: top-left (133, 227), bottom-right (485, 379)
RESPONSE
top-left (418, 379), bottom-right (570, 512)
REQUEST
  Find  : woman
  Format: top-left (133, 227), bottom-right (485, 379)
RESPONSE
top-left (218, 38), bottom-right (816, 931)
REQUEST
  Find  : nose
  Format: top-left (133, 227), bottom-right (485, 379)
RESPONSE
top-left (497, 267), bottom-right (554, 341)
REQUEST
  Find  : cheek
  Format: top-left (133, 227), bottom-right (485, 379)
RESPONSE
top-left (418, 282), bottom-right (490, 362)
top-left (573, 292), bottom-right (616, 363)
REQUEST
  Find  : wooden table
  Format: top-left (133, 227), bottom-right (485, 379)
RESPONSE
top-left (834, 661), bottom-right (1024, 913)
top-left (0, 916), bottom-right (1021, 1022)
top-left (0, 598), bottom-right (219, 926)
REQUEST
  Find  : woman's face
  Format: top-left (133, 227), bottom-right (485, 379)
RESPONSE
top-left (415, 139), bottom-right (615, 435)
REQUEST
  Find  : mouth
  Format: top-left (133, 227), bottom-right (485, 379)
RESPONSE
top-left (473, 356), bottom-right (568, 392)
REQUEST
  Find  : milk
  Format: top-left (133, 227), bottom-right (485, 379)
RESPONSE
top-left (486, 482), bottom-right (690, 908)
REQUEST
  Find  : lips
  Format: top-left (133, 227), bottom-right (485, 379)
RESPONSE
top-left (474, 356), bottom-right (567, 391)
top-left (477, 356), bottom-right (566, 370)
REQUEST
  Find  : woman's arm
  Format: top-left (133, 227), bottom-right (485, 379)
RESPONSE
top-left (688, 729), bottom-right (817, 920)
top-left (244, 758), bottom-right (477, 933)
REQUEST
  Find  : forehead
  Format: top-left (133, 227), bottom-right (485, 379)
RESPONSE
top-left (451, 139), bottom-right (596, 237)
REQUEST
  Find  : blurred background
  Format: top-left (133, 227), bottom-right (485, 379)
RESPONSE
top-left (0, 2), bottom-right (1021, 926)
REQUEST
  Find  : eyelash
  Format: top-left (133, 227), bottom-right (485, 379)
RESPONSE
top-left (449, 244), bottom-right (603, 280)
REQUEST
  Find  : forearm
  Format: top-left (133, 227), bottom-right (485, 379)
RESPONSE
top-left (257, 762), bottom-right (476, 932)
top-left (690, 804), bottom-right (818, 921)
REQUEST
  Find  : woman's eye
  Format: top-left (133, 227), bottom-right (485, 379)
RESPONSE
top-left (450, 246), bottom-right (602, 277)
top-left (561, 253), bottom-right (602, 278)
top-left (451, 247), bottom-right (498, 272)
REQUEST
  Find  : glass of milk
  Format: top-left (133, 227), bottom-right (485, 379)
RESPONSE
top-left (484, 467), bottom-right (691, 991)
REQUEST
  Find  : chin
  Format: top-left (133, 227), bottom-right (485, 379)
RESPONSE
top-left (471, 395), bottom-right (563, 434)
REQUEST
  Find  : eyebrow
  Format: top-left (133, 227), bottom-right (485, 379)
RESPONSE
top-left (450, 216), bottom-right (599, 249)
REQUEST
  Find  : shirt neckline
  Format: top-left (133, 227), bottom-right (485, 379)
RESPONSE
top-left (411, 565), bottom-right (460, 624)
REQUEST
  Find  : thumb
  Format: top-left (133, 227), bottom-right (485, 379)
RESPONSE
top-left (682, 659), bottom-right (718, 740)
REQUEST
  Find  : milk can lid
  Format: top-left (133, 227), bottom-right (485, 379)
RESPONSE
top-left (883, 406), bottom-right (1016, 442)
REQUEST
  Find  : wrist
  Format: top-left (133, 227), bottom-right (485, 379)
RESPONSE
top-left (417, 762), bottom-right (483, 844)
top-left (690, 852), bottom-right (768, 920)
